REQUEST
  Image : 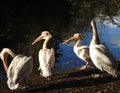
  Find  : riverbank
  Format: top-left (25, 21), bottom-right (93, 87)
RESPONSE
top-left (0, 62), bottom-right (120, 93)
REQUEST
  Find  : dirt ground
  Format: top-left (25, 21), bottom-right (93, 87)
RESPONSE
top-left (0, 63), bottom-right (120, 93)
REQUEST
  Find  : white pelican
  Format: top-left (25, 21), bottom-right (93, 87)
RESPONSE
top-left (32, 31), bottom-right (55, 79)
top-left (90, 20), bottom-right (118, 77)
top-left (0, 48), bottom-right (33, 90)
top-left (63, 33), bottom-right (91, 69)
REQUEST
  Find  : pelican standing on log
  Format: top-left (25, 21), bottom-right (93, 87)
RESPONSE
top-left (32, 31), bottom-right (55, 79)
top-left (90, 20), bottom-right (118, 77)
top-left (63, 33), bottom-right (91, 69)
top-left (0, 48), bottom-right (33, 90)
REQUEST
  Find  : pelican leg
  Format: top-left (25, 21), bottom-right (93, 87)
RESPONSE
top-left (80, 62), bottom-right (90, 70)
top-left (47, 75), bottom-right (52, 81)
top-left (99, 71), bottom-right (104, 78)
top-left (85, 62), bottom-right (90, 68)
top-left (40, 71), bottom-right (43, 76)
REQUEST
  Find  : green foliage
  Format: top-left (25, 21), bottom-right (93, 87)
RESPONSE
top-left (65, 0), bottom-right (120, 32)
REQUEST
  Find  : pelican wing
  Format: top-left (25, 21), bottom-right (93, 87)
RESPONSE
top-left (74, 46), bottom-right (90, 60)
top-left (39, 48), bottom-right (55, 68)
top-left (7, 56), bottom-right (19, 77)
top-left (7, 55), bottom-right (33, 90)
top-left (38, 48), bottom-right (55, 77)
top-left (77, 46), bottom-right (89, 56)
top-left (14, 56), bottom-right (33, 81)
top-left (99, 43), bottom-right (116, 59)
top-left (91, 44), bottom-right (117, 76)
top-left (49, 48), bottom-right (55, 68)
top-left (77, 46), bottom-right (89, 50)
top-left (97, 43), bottom-right (117, 64)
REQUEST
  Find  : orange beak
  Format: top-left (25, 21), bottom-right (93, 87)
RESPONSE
top-left (32, 35), bottom-right (44, 45)
top-left (63, 36), bottom-right (75, 44)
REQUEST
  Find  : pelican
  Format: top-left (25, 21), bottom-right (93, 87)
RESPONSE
top-left (32, 31), bottom-right (55, 78)
top-left (90, 20), bottom-right (118, 77)
top-left (63, 33), bottom-right (91, 69)
top-left (0, 48), bottom-right (33, 90)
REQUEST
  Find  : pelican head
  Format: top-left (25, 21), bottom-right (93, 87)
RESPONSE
top-left (63, 33), bottom-right (82, 44)
top-left (32, 31), bottom-right (52, 45)
top-left (0, 48), bottom-right (15, 62)
top-left (0, 49), bottom-right (5, 63)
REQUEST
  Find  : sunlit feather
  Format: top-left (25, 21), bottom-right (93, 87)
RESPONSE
top-left (32, 31), bottom-right (55, 78)
top-left (90, 20), bottom-right (117, 77)
top-left (63, 33), bottom-right (91, 69)
top-left (0, 48), bottom-right (33, 90)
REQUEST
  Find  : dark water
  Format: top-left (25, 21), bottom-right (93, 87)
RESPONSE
top-left (0, 1), bottom-right (120, 80)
